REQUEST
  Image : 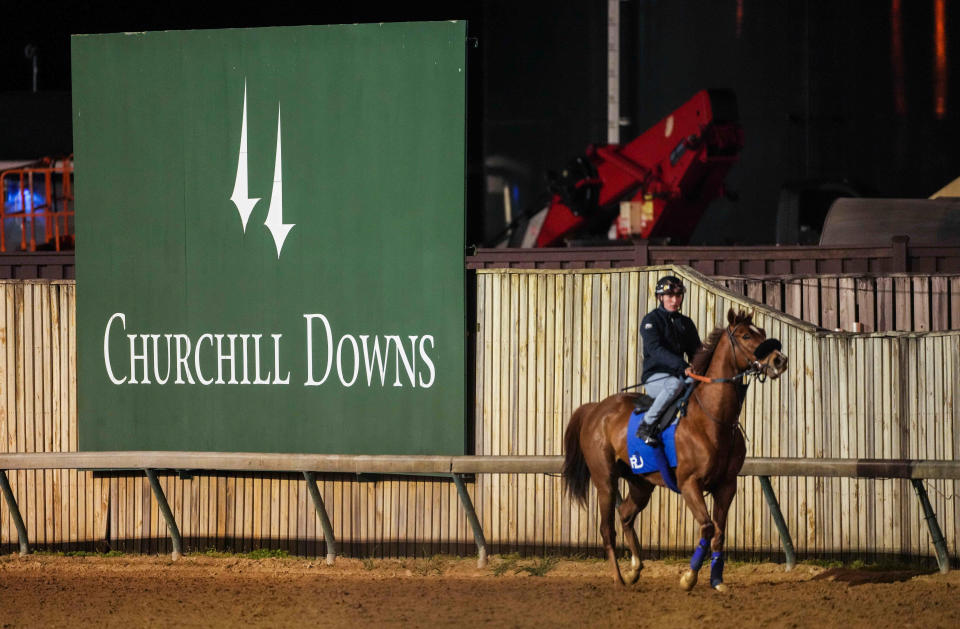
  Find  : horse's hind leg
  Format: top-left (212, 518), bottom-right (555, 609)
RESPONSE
top-left (593, 475), bottom-right (625, 585)
top-left (619, 477), bottom-right (654, 584)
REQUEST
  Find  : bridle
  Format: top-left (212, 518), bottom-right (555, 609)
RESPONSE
top-left (685, 322), bottom-right (771, 386)
top-left (724, 323), bottom-right (771, 383)
top-left (686, 322), bottom-right (758, 434)
top-left (683, 321), bottom-right (783, 436)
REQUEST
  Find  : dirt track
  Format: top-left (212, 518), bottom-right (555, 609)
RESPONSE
top-left (1, 553), bottom-right (958, 628)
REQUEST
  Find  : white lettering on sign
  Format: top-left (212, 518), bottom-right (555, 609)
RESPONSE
top-left (102, 312), bottom-right (438, 389)
top-left (303, 314), bottom-right (333, 386)
top-left (104, 312), bottom-right (127, 384)
top-left (304, 314), bottom-right (437, 389)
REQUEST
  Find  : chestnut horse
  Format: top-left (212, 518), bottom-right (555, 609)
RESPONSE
top-left (562, 309), bottom-right (788, 590)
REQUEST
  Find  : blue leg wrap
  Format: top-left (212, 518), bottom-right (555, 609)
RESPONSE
top-left (710, 551), bottom-right (725, 587)
top-left (690, 538), bottom-right (710, 571)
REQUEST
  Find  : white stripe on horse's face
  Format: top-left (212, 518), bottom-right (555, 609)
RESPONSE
top-left (749, 325), bottom-right (760, 335)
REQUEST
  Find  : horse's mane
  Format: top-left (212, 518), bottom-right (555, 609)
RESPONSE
top-left (689, 328), bottom-right (724, 374)
top-left (689, 310), bottom-right (752, 374)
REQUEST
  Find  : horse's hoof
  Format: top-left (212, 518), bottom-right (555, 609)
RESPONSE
top-left (623, 560), bottom-right (643, 584)
top-left (680, 569), bottom-right (698, 591)
top-left (713, 583), bottom-right (729, 593)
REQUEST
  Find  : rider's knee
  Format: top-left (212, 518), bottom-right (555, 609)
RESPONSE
top-left (667, 379), bottom-right (684, 394)
top-left (659, 376), bottom-right (684, 399)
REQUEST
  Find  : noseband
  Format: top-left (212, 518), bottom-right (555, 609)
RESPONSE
top-left (724, 325), bottom-right (765, 380)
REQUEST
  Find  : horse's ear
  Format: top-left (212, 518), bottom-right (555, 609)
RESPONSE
top-left (727, 308), bottom-right (736, 326)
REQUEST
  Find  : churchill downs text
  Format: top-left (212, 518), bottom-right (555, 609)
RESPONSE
top-left (102, 313), bottom-right (437, 388)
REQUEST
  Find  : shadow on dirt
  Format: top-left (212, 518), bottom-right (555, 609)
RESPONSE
top-left (811, 568), bottom-right (934, 585)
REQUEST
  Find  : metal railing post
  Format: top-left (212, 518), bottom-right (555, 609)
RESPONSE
top-left (303, 471), bottom-right (337, 565)
top-left (452, 474), bottom-right (487, 568)
top-left (0, 470), bottom-right (30, 555)
top-left (145, 469), bottom-right (183, 559)
top-left (911, 479), bottom-right (950, 573)
top-left (758, 475), bottom-right (796, 571)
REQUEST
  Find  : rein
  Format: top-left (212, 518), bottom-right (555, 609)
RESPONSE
top-left (691, 386), bottom-right (747, 439)
top-left (684, 366), bottom-right (756, 385)
top-left (623, 321), bottom-right (779, 392)
top-left (685, 323), bottom-right (770, 385)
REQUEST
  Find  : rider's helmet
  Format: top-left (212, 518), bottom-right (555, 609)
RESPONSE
top-left (654, 275), bottom-right (685, 296)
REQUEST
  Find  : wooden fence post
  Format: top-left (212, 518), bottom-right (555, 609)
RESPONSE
top-left (891, 235), bottom-right (910, 273)
top-left (633, 240), bottom-right (649, 267)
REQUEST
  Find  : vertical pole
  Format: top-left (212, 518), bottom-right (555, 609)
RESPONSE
top-left (145, 469), bottom-right (182, 560)
top-left (303, 472), bottom-right (337, 565)
top-left (452, 474), bottom-right (487, 568)
top-left (758, 476), bottom-right (796, 571)
top-left (607, 0), bottom-right (620, 145)
top-left (911, 479), bottom-right (950, 574)
top-left (0, 470), bottom-right (30, 555)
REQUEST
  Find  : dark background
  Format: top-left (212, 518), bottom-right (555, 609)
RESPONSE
top-left (1, 0), bottom-right (958, 245)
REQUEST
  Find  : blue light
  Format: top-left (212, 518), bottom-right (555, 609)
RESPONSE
top-left (3, 184), bottom-right (47, 214)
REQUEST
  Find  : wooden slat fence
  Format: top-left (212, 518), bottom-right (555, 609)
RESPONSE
top-left (716, 274), bottom-right (960, 333)
top-left (474, 267), bottom-right (960, 562)
top-left (1, 276), bottom-right (958, 563)
top-left (0, 281), bottom-right (474, 557)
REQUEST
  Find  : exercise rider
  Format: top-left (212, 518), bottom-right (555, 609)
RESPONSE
top-left (636, 275), bottom-right (701, 446)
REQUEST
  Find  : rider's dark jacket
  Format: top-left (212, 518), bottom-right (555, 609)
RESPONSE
top-left (640, 305), bottom-right (701, 383)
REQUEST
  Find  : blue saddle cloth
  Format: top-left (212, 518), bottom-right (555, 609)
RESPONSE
top-left (626, 410), bottom-right (680, 493)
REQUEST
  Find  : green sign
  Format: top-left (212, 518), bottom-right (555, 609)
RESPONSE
top-left (72, 23), bottom-right (466, 454)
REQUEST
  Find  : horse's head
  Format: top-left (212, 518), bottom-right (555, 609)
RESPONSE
top-left (723, 309), bottom-right (788, 379)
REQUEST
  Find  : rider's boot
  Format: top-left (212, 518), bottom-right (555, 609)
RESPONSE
top-left (636, 422), bottom-right (660, 447)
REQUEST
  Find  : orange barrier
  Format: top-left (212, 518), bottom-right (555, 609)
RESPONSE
top-left (0, 157), bottom-right (74, 252)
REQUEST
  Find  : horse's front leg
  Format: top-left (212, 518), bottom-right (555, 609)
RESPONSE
top-left (678, 478), bottom-right (715, 591)
top-left (708, 478), bottom-right (737, 592)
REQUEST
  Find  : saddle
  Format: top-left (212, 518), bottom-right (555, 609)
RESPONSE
top-left (632, 380), bottom-right (696, 432)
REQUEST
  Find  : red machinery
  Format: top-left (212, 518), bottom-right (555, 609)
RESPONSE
top-left (529, 90), bottom-right (743, 246)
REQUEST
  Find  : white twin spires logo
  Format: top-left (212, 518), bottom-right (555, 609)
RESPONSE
top-left (229, 83), bottom-right (258, 233)
top-left (230, 80), bottom-right (295, 258)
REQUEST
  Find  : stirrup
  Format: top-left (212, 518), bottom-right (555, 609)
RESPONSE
top-left (636, 423), bottom-right (660, 447)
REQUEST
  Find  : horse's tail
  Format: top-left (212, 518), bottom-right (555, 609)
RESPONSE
top-left (562, 403), bottom-right (595, 507)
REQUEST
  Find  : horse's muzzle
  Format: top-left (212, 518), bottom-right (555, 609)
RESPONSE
top-left (764, 351), bottom-right (788, 377)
